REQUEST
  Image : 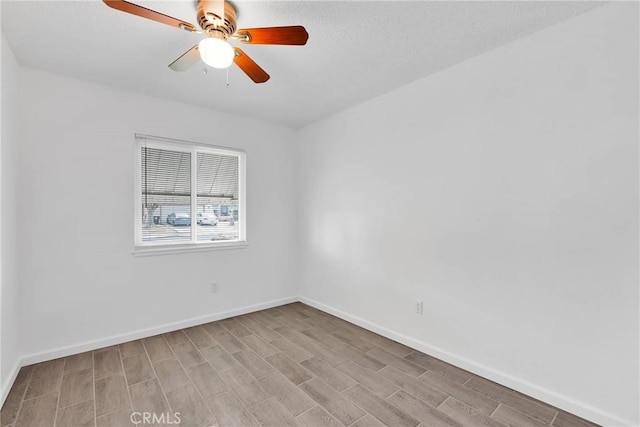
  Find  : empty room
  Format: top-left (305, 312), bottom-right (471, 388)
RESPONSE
top-left (0, 1), bottom-right (638, 426)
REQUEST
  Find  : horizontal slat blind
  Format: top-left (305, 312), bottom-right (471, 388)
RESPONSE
top-left (196, 152), bottom-right (240, 242)
top-left (141, 146), bottom-right (192, 242)
top-left (137, 136), bottom-right (242, 246)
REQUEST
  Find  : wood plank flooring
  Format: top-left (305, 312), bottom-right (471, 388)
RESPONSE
top-left (1, 303), bottom-right (598, 427)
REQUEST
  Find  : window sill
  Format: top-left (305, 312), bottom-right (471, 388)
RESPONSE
top-left (132, 241), bottom-right (248, 257)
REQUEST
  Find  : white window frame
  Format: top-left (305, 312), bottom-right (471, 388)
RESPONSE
top-left (133, 133), bottom-right (247, 256)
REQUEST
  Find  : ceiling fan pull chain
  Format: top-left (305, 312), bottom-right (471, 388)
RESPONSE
top-left (226, 68), bottom-right (230, 88)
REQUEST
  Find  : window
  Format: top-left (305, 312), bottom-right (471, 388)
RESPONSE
top-left (134, 134), bottom-right (246, 253)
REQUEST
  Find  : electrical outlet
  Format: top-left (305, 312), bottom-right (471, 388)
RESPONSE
top-left (211, 282), bottom-right (219, 293)
top-left (415, 300), bottom-right (423, 315)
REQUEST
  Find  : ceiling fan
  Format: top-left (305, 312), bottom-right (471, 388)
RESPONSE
top-left (103, 0), bottom-right (309, 83)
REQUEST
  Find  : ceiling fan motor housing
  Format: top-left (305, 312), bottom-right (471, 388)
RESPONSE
top-left (197, 0), bottom-right (237, 39)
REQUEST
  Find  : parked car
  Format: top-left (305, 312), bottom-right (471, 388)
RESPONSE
top-left (167, 213), bottom-right (191, 226)
top-left (197, 213), bottom-right (218, 226)
top-left (217, 214), bottom-right (234, 222)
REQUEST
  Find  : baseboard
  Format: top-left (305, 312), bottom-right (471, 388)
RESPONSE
top-left (19, 296), bottom-right (297, 367)
top-left (1, 296), bottom-right (296, 407)
top-left (298, 296), bottom-right (634, 427)
top-left (0, 359), bottom-right (21, 407)
top-left (4, 294), bottom-right (634, 426)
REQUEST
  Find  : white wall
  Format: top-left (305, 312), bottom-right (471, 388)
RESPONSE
top-left (15, 67), bottom-right (298, 359)
top-left (2, 2), bottom-right (638, 424)
top-left (1, 32), bottom-right (21, 398)
top-left (297, 3), bottom-right (638, 426)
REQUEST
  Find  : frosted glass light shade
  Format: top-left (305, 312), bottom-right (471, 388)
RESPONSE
top-left (199, 38), bottom-right (234, 69)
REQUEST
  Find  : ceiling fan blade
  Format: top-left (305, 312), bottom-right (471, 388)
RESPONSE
top-left (233, 48), bottom-right (270, 83)
top-left (168, 45), bottom-right (201, 72)
top-left (102, 0), bottom-right (197, 32)
top-left (235, 26), bottom-right (308, 45)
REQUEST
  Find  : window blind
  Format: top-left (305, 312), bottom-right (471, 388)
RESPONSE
top-left (137, 136), bottom-right (243, 246)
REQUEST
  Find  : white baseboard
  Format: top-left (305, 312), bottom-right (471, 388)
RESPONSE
top-left (1, 295), bottom-right (297, 408)
top-left (1, 359), bottom-right (21, 407)
top-left (3, 294), bottom-right (634, 427)
top-left (21, 296), bottom-right (297, 366)
top-left (298, 296), bottom-right (634, 427)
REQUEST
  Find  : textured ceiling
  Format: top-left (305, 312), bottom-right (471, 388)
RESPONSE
top-left (1, 1), bottom-right (602, 128)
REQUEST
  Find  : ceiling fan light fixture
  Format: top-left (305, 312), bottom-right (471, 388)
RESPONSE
top-left (198, 37), bottom-right (234, 69)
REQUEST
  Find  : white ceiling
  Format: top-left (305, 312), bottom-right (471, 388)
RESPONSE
top-left (2, 0), bottom-right (602, 128)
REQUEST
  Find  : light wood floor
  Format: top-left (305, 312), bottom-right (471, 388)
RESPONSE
top-left (1, 303), bottom-right (597, 427)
